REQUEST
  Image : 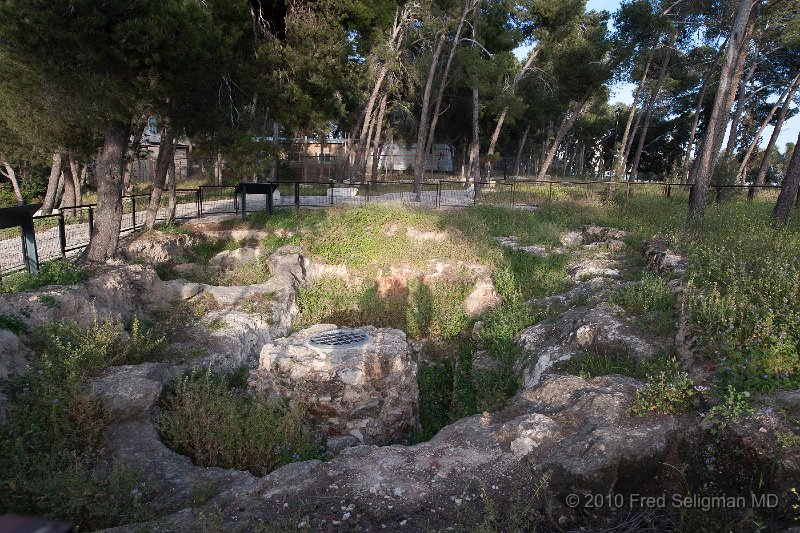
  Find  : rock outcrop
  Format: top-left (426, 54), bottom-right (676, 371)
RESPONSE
top-left (122, 232), bottom-right (198, 265)
top-left (249, 324), bottom-right (419, 445)
top-left (516, 301), bottom-right (656, 388)
top-left (0, 263), bottom-right (171, 330)
top-left (105, 374), bottom-right (684, 532)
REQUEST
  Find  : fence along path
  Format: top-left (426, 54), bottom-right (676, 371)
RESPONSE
top-left (0, 180), bottom-right (792, 275)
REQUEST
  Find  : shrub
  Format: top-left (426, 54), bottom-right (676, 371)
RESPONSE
top-left (631, 370), bottom-right (695, 415)
top-left (631, 359), bottom-right (696, 416)
top-left (0, 259), bottom-right (87, 293)
top-left (0, 321), bottom-right (154, 529)
top-left (0, 313), bottom-right (27, 335)
top-left (708, 385), bottom-right (753, 434)
top-left (158, 369), bottom-right (323, 476)
top-left (612, 273), bottom-right (676, 336)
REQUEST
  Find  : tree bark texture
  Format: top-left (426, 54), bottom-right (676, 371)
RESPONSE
top-left (535, 90), bottom-right (592, 181)
top-left (515, 123), bottom-right (531, 176)
top-left (85, 120), bottom-right (129, 263)
top-left (59, 153), bottom-right (77, 216)
top-left (41, 152), bottom-right (62, 214)
top-left (615, 50), bottom-right (654, 178)
top-left (754, 72), bottom-right (800, 186)
top-left (688, 0), bottom-right (756, 220)
top-left (145, 122), bottom-right (175, 229)
top-left (772, 128), bottom-right (800, 225)
top-left (0, 157), bottom-right (23, 205)
top-left (413, 32), bottom-right (447, 191)
top-left (370, 90), bottom-right (389, 183)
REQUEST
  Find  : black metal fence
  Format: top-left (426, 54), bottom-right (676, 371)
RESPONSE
top-left (2, 179), bottom-right (795, 275)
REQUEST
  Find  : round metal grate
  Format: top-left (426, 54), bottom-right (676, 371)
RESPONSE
top-left (308, 329), bottom-right (369, 349)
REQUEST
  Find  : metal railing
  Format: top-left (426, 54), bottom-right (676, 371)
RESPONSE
top-left (2, 179), bottom-right (796, 276)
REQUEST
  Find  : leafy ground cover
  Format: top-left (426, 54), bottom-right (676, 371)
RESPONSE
top-left (158, 368), bottom-right (324, 476)
top-left (238, 195), bottom-right (800, 426)
top-left (0, 321), bottom-right (167, 529)
top-left (0, 259), bottom-right (87, 293)
top-left (2, 192), bottom-right (799, 529)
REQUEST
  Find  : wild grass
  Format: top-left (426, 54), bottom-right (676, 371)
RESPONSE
top-left (157, 368), bottom-right (324, 476)
top-left (612, 272), bottom-right (676, 336)
top-left (0, 321), bottom-right (166, 529)
top-left (296, 276), bottom-right (473, 340)
top-left (0, 259), bottom-right (88, 293)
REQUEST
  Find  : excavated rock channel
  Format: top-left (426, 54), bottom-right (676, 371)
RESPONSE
top-left (3, 223), bottom-right (797, 532)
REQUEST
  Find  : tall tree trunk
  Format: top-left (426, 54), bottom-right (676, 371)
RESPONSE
top-left (683, 72), bottom-right (713, 183)
top-left (352, 8), bottom-right (407, 182)
top-left (413, 32), bottom-right (447, 192)
top-left (41, 152), bottom-right (62, 214)
top-left (0, 157), bottom-right (23, 205)
top-left (486, 48), bottom-right (539, 160)
top-left (724, 45), bottom-right (758, 157)
top-left (615, 50), bottom-right (654, 178)
top-left (214, 151), bottom-right (223, 185)
top-left (754, 72), bottom-right (800, 186)
top-left (536, 90), bottom-right (592, 181)
top-left (629, 37), bottom-right (675, 181)
top-left (145, 122), bottom-right (175, 229)
top-left (736, 74), bottom-right (798, 182)
top-left (467, 86), bottom-right (481, 185)
top-left (487, 107), bottom-right (508, 158)
top-left (165, 157), bottom-right (177, 225)
top-left (270, 121), bottom-right (280, 181)
top-left (371, 91), bottom-right (389, 184)
top-left (352, 67), bottom-right (388, 181)
top-left (515, 123), bottom-right (531, 176)
top-left (359, 103), bottom-right (379, 182)
top-left (59, 153), bottom-right (77, 216)
top-left (69, 155), bottom-right (82, 207)
top-left (688, 0), bottom-right (757, 219)
top-left (423, 0), bottom-right (475, 165)
top-left (55, 167), bottom-right (64, 208)
top-left (772, 128), bottom-right (800, 225)
top-left (86, 120), bottom-right (130, 263)
top-left (575, 141), bottom-right (585, 177)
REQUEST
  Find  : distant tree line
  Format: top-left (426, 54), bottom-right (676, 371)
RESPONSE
top-left (0, 0), bottom-right (799, 261)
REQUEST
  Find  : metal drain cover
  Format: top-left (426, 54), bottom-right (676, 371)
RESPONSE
top-left (309, 330), bottom-right (369, 349)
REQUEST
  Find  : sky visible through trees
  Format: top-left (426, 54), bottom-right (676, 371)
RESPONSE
top-left (513, 0), bottom-right (800, 151)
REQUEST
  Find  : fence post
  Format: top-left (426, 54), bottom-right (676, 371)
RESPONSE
top-left (87, 206), bottom-right (94, 236)
top-left (688, 184), bottom-right (694, 206)
top-left (510, 181), bottom-right (516, 208)
top-left (329, 180), bottom-right (334, 206)
top-left (366, 182), bottom-right (370, 204)
top-left (715, 186), bottom-right (722, 203)
top-left (58, 214), bottom-right (67, 257)
top-left (196, 188), bottom-right (202, 218)
top-left (20, 218), bottom-right (39, 274)
top-left (748, 186), bottom-right (755, 202)
top-left (294, 182), bottom-right (300, 210)
top-left (131, 196), bottom-right (137, 230)
top-left (666, 184), bottom-right (671, 198)
top-left (626, 182), bottom-right (631, 200)
top-left (548, 182), bottom-right (553, 203)
top-left (473, 182), bottom-right (478, 206)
